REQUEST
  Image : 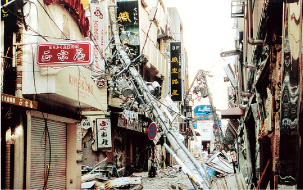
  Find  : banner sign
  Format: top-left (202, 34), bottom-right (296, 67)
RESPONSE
top-left (90, 4), bottom-right (106, 71)
top-left (116, 0), bottom-right (140, 46)
top-left (170, 42), bottom-right (182, 101)
top-left (97, 118), bottom-right (112, 148)
top-left (36, 41), bottom-right (93, 66)
top-left (161, 95), bottom-right (179, 121)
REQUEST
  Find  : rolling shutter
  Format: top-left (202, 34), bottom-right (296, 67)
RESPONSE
top-left (30, 117), bottom-right (66, 189)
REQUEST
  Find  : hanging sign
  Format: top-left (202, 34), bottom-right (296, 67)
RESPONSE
top-left (97, 118), bottom-right (112, 148)
top-left (116, 0), bottom-right (140, 46)
top-left (36, 41), bottom-right (93, 66)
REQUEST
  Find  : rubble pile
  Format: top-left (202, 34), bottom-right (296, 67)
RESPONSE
top-left (81, 161), bottom-right (194, 190)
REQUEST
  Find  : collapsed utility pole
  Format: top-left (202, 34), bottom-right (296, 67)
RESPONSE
top-left (189, 70), bottom-right (224, 150)
top-left (106, 5), bottom-right (210, 189)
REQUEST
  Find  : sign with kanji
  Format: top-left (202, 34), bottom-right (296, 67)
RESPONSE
top-left (36, 41), bottom-right (93, 66)
top-left (170, 42), bottom-right (182, 101)
top-left (1, 93), bottom-right (38, 109)
top-left (96, 118), bottom-right (112, 148)
top-left (90, 4), bottom-right (106, 71)
top-left (116, 0), bottom-right (140, 46)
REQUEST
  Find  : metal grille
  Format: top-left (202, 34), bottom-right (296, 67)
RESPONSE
top-left (30, 117), bottom-right (66, 189)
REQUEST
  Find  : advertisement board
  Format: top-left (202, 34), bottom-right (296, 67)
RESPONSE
top-left (116, 0), bottom-right (140, 46)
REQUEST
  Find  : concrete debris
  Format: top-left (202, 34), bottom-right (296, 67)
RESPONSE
top-left (205, 152), bottom-right (234, 175)
top-left (81, 173), bottom-right (101, 183)
top-left (81, 163), bottom-right (194, 189)
top-left (157, 168), bottom-right (178, 178)
top-left (81, 157), bottom-right (108, 182)
top-left (211, 173), bottom-right (247, 190)
top-left (81, 180), bottom-right (96, 189)
top-left (104, 177), bottom-right (142, 189)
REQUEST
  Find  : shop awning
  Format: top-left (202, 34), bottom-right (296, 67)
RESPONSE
top-left (220, 107), bottom-right (244, 119)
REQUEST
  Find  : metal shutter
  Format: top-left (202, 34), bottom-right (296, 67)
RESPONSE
top-left (30, 117), bottom-right (66, 189)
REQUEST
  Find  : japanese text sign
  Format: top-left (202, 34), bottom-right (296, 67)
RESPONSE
top-left (36, 41), bottom-right (93, 66)
top-left (91, 4), bottom-right (106, 70)
top-left (170, 42), bottom-right (182, 101)
top-left (97, 118), bottom-right (112, 148)
top-left (116, 0), bottom-right (140, 46)
top-left (116, 0), bottom-right (139, 26)
top-left (1, 93), bottom-right (38, 109)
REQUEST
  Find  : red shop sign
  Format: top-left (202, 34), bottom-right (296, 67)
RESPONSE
top-left (36, 41), bottom-right (93, 66)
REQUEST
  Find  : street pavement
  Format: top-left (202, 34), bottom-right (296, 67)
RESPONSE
top-left (133, 170), bottom-right (195, 190)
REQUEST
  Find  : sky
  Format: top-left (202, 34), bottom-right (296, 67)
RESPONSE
top-left (166, 0), bottom-right (236, 110)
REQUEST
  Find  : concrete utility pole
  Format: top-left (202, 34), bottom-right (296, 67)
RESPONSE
top-left (107, 5), bottom-right (210, 190)
top-left (200, 70), bottom-right (224, 150)
top-left (189, 70), bottom-right (224, 150)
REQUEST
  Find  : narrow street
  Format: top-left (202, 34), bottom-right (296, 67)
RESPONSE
top-left (2, 0), bottom-right (303, 189)
top-left (139, 171), bottom-right (194, 190)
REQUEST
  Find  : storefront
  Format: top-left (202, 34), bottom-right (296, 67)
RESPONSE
top-left (17, 0), bottom-right (105, 188)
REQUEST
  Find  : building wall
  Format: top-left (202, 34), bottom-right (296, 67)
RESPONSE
top-left (139, 0), bottom-right (171, 97)
top-left (82, 128), bottom-right (107, 166)
top-left (66, 123), bottom-right (82, 189)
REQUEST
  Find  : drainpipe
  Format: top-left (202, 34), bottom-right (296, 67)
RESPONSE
top-left (247, 0), bottom-right (263, 45)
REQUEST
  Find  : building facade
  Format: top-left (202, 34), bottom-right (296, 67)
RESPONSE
top-left (222, 0), bottom-right (303, 188)
top-left (1, 0), bottom-right (190, 188)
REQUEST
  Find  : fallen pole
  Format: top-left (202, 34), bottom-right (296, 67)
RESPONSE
top-left (108, 4), bottom-right (208, 189)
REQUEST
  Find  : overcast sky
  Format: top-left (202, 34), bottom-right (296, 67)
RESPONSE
top-left (167, 0), bottom-right (236, 110)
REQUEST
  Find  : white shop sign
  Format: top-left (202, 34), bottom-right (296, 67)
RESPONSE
top-left (97, 118), bottom-right (112, 148)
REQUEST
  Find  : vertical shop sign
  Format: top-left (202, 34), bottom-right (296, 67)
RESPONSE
top-left (116, 0), bottom-right (139, 46)
top-left (97, 118), bottom-right (112, 148)
top-left (170, 42), bottom-right (182, 101)
top-left (90, 4), bottom-right (106, 71)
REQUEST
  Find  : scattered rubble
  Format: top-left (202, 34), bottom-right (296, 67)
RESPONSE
top-left (81, 151), bottom-right (245, 189)
top-left (104, 177), bottom-right (142, 189)
top-left (81, 162), bottom-right (194, 189)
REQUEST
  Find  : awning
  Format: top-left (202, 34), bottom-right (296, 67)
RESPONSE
top-left (220, 107), bottom-right (244, 119)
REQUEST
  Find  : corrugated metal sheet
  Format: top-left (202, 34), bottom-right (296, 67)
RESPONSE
top-left (30, 117), bottom-right (66, 189)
